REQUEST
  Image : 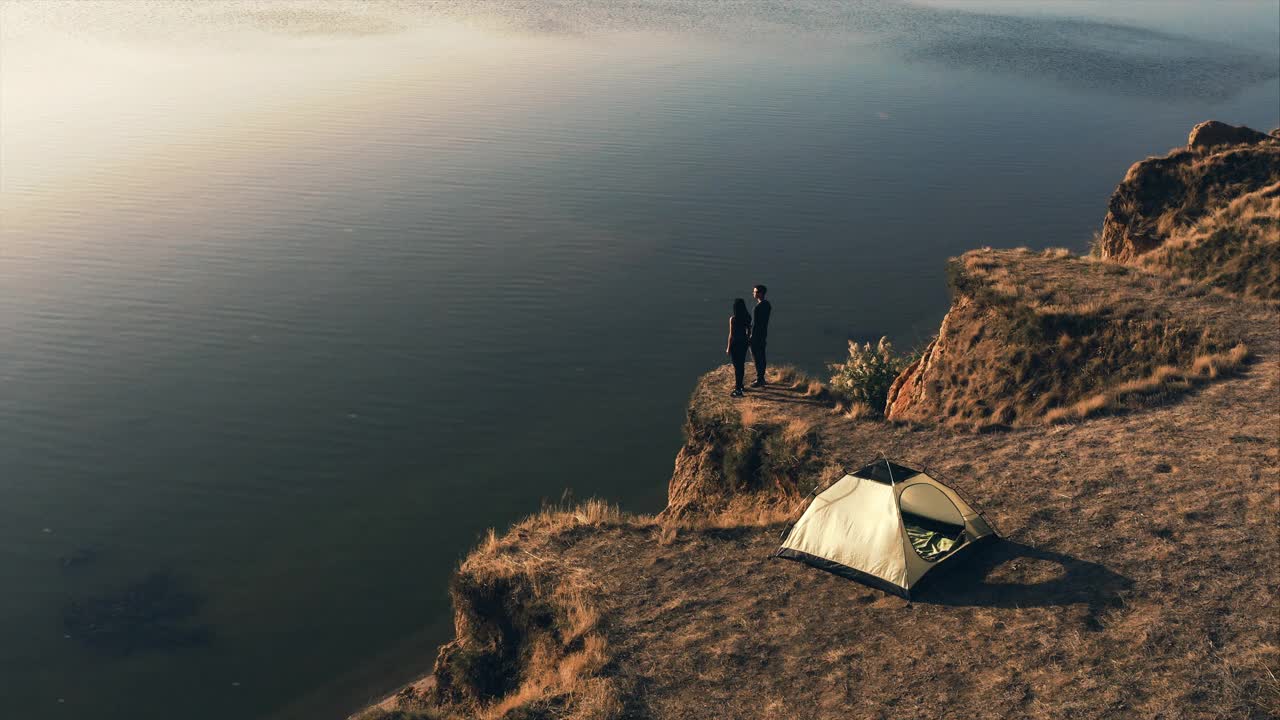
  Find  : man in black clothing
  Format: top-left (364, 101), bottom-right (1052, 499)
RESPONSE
top-left (750, 284), bottom-right (771, 387)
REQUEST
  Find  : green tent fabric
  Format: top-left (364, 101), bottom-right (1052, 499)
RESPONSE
top-left (904, 524), bottom-right (959, 562)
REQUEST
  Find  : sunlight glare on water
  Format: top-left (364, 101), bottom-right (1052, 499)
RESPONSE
top-left (0, 1), bottom-right (1276, 718)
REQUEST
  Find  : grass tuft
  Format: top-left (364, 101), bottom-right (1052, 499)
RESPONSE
top-left (1045, 344), bottom-right (1249, 423)
top-left (827, 337), bottom-right (916, 415)
top-left (892, 250), bottom-right (1249, 429)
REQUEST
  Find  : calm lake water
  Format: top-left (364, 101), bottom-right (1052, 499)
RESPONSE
top-left (1, 1), bottom-right (1276, 717)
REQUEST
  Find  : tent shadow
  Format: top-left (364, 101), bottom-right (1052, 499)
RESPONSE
top-left (912, 540), bottom-right (1133, 625)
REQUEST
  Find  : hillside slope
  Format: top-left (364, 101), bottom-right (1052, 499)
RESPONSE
top-left (356, 127), bottom-right (1280, 720)
top-left (884, 249), bottom-right (1247, 428)
top-left (1096, 123), bottom-right (1278, 263)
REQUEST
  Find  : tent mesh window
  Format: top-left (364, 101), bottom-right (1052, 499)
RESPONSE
top-left (853, 461), bottom-right (919, 485)
top-left (899, 483), bottom-right (966, 562)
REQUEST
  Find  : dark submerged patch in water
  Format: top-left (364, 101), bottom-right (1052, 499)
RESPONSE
top-left (63, 571), bottom-right (212, 655)
top-left (58, 546), bottom-right (100, 571)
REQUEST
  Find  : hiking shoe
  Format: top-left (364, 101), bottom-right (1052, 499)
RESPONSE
top-left (750, 379), bottom-right (766, 387)
top-left (730, 389), bottom-right (744, 397)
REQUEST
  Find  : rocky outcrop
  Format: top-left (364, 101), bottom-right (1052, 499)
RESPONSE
top-left (1097, 123), bottom-right (1279, 262)
top-left (663, 374), bottom-right (757, 517)
top-left (883, 297), bottom-right (966, 420)
top-left (883, 249), bottom-right (1243, 428)
top-left (664, 369), bottom-right (823, 517)
top-left (1136, 182), bottom-right (1280, 302)
top-left (429, 569), bottom-right (548, 705)
top-left (1187, 120), bottom-right (1273, 149)
top-left (357, 514), bottom-right (618, 720)
top-left (665, 424), bottom-right (733, 517)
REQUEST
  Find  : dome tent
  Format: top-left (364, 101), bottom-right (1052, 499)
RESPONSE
top-left (775, 458), bottom-right (997, 599)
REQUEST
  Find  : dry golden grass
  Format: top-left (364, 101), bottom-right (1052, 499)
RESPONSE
top-left (655, 520), bottom-right (679, 547)
top-left (563, 676), bottom-right (623, 720)
top-left (677, 496), bottom-right (804, 529)
top-left (1042, 392), bottom-right (1112, 424)
top-left (843, 401), bottom-right (874, 419)
top-left (894, 250), bottom-right (1246, 429)
top-left (663, 367), bottom-right (832, 516)
top-left (566, 498), bottom-right (627, 527)
top-left (481, 620), bottom-right (610, 720)
top-left (764, 365), bottom-right (828, 396)
top-left (831, 400), bottom-right (879, 419)
top-left (507, 498), bottom-right (636, 538)
top-left (476, 527), bottom-right (499, 555)
top-left (1045, 343), bottom-right (1249, 424)
top-left (361, 501), bottom-right (632, 720)
top-left (768, 366), bottom-right (802, 386)
top-left (781, 417), bottom-right (814, 442)
top-left (1029, 299), bottom-right (1106, 317)
top-left (1138, 182), bottom-right (1280, 303)
top-left (990, 279), bottom-right (1021, 298)
top-left (962, 254), bottom-right (999, 273)
top-left (361, 285), bottom-right (1277, 719)
top-left (1192, 342), bottom-right (1251, 377)
top-left (1098, 139), bottom-right (1279, 265)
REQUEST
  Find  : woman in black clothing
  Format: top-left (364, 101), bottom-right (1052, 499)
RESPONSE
top-left (725, 298), bottom-right (752, 397)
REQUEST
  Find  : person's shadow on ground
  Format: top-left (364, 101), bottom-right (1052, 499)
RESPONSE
top-left (914, 540), bottom-right (1133, 628)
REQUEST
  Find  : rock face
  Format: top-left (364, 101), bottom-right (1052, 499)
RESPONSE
top-left (663, 372), bottom-right (758, 517)
top-left (1096, 126), bottom-right (1279, 262)
top-left (665, 417), bottom-right (732, 517)
top-left (883, 298), bottom-right (965, 420)
top-left (1187, 120), bottom-right (1273, 148)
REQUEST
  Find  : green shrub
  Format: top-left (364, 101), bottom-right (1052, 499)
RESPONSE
top-left (827, 338), bottom-right (916, 414)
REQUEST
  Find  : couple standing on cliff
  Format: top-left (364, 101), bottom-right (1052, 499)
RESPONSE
top-left (725, 284), bottom-right (772, 397)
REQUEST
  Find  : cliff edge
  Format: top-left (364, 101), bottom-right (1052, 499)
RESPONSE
top-left (355, 125), bottom-right (1280, 720)
top-left (1096, 121), bottom-right (1279, 265)
top-left (882, 248), bottom-right (1248, 428)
